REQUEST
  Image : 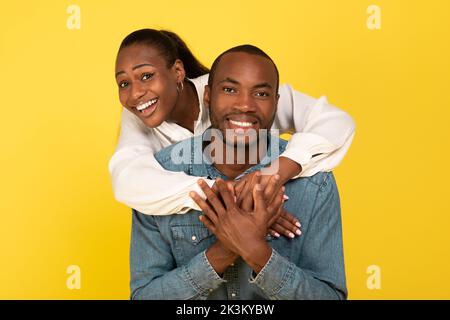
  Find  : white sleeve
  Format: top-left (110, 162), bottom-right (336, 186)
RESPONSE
top-left (109, 108), bottom-right (214, 215)
top-left (274, 84), bottom-right (356, 177)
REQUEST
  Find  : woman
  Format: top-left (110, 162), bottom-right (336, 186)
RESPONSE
top-left (111, 29), bottom-right (355, 237)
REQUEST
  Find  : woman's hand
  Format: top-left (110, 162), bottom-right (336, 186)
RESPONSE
top-left (268, 210), bottom-right (302, 239)
top-left (211, 171), bottom-right (302, 239)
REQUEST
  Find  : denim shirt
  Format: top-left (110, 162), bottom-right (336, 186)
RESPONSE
top-left (130, 133), bottom-right (347, 300)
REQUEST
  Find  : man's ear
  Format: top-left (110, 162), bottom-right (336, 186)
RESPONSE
top-left (173, 59), bottom-right (186, 82)
top-left (204, 85), bottom-right (211, 109)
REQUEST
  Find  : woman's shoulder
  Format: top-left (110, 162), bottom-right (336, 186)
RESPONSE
top-left (189, 73), bottom-right (209, 91)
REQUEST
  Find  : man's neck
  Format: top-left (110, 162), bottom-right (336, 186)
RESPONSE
top-left (212, 139), bottom-right (268, 180)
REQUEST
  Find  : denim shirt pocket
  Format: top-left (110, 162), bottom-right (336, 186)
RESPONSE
top-left (171, 224), bottom-right (216, 266)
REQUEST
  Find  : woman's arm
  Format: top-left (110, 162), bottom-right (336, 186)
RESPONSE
top-left (109, 108), bottom-right (213, 215)
top-left (233, 86), bottom-right (355, 214)
top-left (273, 84), bottom-right (356, 178)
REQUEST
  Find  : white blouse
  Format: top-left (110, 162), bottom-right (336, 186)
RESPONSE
top-left (109, 74), bottom-right (355, 215)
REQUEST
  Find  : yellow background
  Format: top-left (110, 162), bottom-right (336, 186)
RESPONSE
top-left (1, 0), bottom-right (449, 299)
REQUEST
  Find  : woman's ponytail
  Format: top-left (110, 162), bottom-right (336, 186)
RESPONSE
top-left (160, 30), bottom-right (209, 79)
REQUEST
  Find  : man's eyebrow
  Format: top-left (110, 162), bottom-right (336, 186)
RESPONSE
top-left (253, 82), bottom-right (273, 90)
top-left (115, 63), bottom-right (155, 78)
top-left (218, 77), bottom-right (240, 85)
top-left (217, 77), bottom-right (273, 90)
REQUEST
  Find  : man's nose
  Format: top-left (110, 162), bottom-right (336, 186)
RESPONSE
top-left (235, 91), bottom-right (257, 112)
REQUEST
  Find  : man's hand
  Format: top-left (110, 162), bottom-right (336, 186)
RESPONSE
top-left (234, 157), bottom-right (301, 205)
top-left (205, 241), bottom-right (238, 276)
top-left (233, 170), bottom-right (302, 239)
top-left (190, 178), bottom-right (285, 273)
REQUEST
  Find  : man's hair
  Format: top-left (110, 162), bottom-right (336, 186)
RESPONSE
top-left (207, 45), bottom-right (279, 92)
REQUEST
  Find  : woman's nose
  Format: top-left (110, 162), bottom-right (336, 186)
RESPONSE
top-left (131, 83), bottom-right (146, 102)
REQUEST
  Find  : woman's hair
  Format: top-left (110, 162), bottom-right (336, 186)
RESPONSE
top-left (119, 29), bottom-right (209, 79)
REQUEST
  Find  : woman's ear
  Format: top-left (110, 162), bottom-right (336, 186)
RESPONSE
top-left (173, 59), bottom-right (186, 82)
top-left (203, 85), bottom-right (210, 109)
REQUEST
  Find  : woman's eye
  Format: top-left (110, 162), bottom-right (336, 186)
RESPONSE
top-left (223, 87), bottom-right (236, 93)
top-left (119, 81), bottom-right (129, 89)
top-left (142, 73), bottom-right (154, 81)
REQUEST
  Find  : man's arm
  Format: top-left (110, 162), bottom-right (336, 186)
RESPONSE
top-left (130, 210), bottom-right (227, 300)
top-left (249, 173), bottom-right (347, 300)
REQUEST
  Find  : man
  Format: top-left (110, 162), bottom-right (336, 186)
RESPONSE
top-left (130, 45), bottom-right (347, 299)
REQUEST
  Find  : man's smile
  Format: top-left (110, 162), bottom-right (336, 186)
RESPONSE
top-left (225, 114), bottom-right (260, 132)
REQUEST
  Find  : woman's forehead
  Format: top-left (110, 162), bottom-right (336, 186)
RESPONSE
top-left (116, 44), bottom-right (166, 69)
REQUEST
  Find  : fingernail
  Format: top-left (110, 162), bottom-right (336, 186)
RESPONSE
top-left (296, 229), bottom-right (302, 235)
top-left (274, 174), bottom-right (280, 181)
top-left (274, 232), bottom-right (280, 237)
top-left (295, 221), bottom-right (301, 227)
top-left (283, 195), bottom-right (289, 200)
top-left (289, 232), bottom-right (295, 238)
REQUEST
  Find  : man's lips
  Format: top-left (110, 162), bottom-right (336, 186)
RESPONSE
top-left (225, 114), bottom-right (260, 129)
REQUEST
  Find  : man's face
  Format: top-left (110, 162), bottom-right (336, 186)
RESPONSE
top-left (205, 52), bottom-right (279, 146)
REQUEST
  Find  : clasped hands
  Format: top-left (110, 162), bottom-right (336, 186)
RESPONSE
top-left (189, 171), bottom-right (301, 275)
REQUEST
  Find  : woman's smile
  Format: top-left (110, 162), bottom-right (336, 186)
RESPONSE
top-left (135, 98), bottom-right (159, 117)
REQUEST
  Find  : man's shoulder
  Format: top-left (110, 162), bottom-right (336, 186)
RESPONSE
top-left (285, 171), bottom-right (337, 197)
top-left (154, 136), bottom-right (198, 171)
top-left (302, 171), bottom-right (336, 187)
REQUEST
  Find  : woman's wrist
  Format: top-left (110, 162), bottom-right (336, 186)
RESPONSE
top-left (277, 156), bottom-right (302, 184)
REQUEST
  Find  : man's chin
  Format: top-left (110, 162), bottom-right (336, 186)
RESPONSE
top-left (224, 136), bottom-right (259, 148)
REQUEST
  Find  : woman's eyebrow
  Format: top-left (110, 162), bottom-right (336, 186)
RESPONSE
top-left (132, 63), bottom-right (154, 70)
top-left (115, 63), bottom-right (155, 78)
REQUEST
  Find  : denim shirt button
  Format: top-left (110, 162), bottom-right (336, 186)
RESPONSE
top-left (191, 235), bottom-right (197, 241)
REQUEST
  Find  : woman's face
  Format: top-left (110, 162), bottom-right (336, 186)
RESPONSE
top-left (115, 43), bottom-right (184, 128)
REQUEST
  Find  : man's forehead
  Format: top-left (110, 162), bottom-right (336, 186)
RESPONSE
top-left (214, 52), bottom-right (278, 83)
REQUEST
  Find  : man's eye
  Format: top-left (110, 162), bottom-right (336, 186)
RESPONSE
top-left (255, 91), bottom-right (269, 97)
top-left (142, 73), bottom-right (154, 81)
top-left (223, 87), bottom-right (236, 93)
top-left (119, 81), bottom-right (129, 89)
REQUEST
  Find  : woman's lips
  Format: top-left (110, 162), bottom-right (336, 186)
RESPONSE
top-left (136, 99), bottom-right (158, 117)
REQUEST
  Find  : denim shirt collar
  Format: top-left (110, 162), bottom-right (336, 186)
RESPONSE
top-left (190, 127), bottom-right (287, 181)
